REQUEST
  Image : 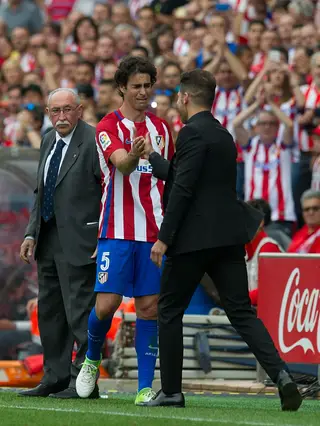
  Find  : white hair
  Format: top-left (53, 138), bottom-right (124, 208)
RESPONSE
top-left (114, 24), bottom-right (137, 39)
top-left (301, 189), bottom-right (320, 204)
top-left (47, 88), bottom-right (80, 106)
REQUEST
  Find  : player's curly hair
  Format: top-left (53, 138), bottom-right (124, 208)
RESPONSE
top-left (114, 56), bottom-right (157, 98)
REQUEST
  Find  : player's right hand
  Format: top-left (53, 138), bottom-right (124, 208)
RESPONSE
top-left (143, 132), bottom-right (154, 160)
top-left (131, 136), bottom-right (145, 158)
top-left (20, 238), bottom-right (35, 264)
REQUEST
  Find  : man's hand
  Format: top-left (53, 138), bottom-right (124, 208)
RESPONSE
top-left (91, 246), bottom-right (98, 259)
top-left (130, 126), bottom-right (145, 158)
top-left (150, 240), bottom-right (168, 268)
top-left (26, 298), bottom-right (38, 318)
top-left (143, 132), bottom-right (154, 160)
top-left (20, 238), bottom-right (35, 264)
top-left (0, 319), bottom-right (16, 330)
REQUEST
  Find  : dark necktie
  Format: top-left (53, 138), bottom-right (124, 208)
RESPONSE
top-left (42, 139), bottom-right (65, 222)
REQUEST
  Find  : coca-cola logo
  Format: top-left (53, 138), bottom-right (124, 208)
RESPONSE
top-left (278, 268), bottom-right (320, 354)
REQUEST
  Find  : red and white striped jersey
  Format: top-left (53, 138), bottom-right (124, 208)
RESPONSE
top-left (211, 86), bottom-right (245, 139)
top-left (312, 156), bottom-right (320, 191)
top-left (173, 37), bottom-right (189, 57)
top-left (96, 109), bottom-right (174, 242)
top-left (211, 85), bottom-right (245, 162)
top-left (298, 83), bottom-right (320, 152)
top-left (20, 53), bottom-right (36, 73)
top-left (243, 136), bottom-right (296, 222)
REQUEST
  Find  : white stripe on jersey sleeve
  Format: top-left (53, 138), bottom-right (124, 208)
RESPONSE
top-left (96, 143), bottom-right (111, 232)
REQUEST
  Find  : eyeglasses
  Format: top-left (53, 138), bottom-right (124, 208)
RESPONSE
top-left (49, 106), bottom-right (78, 116)
top-left (302, 206), bottom-right (320, 213)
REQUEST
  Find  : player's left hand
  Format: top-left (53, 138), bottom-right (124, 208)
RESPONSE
top-left (150, 240), bottom-right (168, 268)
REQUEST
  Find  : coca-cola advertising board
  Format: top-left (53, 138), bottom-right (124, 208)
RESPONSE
top-left (258, 254), bottom-right (320, 364)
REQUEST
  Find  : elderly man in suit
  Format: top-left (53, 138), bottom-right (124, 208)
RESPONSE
top-left (142, 69), bottom-right (302, 412)
top-left (19, 88), bottom-right (101, 399)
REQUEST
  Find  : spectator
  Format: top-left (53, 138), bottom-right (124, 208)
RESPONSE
top-left (76, 83), bottom-right (95, 113)
top-left (103, 62), bottom-right (118, 80)
top-left (245, 199), bottom-right (284, 306)
top-left (131, 45), bottom-right (150, 58)
top-left (75, 60), bottom-right (95, 85)
top-left (0, 119), bottom-right (13, 147)
top-left (300, 24), bottom-right (319, 53)
top-left (156, 61), bottom-right (181, 102)
top-left (311, 127), bottom-right (320, 191)
top-left (96, 79), bottom-right (121, 119)
top-left (0, 36), bottom-right (13, 68)
top-left (288, 189), bottom-right (320, 253)
top-left (15, 103), bottom-right (43, 148)
top-left (3, 84), bottom-right (22, 144)
top-left (72, 16), bottom-right (98, 49)
top-left (92, 2), bottom-right (111, 27)
top-left (291, 47), bottom-right (312, 85)
top-left (22, 84), bottom-right (44, 106)
top-left (153, 94), bottom-right (171, 120)
top-left (233, 91), bottom-right (296, 237)
top-left (0, 0), bottom-right (44, 35)
top-left (247, 199), bottom-right (292, 251)
top-left (111, 3), bottom-right (131, 26)
top-left (80, 39), bottom-right (98, 64)
top-left (11, 27), bottom-right (36, 74)
top-left (136, 6), bottom-right (157, 44)
top-left (114, 24), bottom-right (137, 58)
top-left (61, 52), bottom-right (80, 88)
top-left (95, 36), bottom-right (116, 83)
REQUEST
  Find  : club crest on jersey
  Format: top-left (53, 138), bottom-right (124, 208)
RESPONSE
top-left (99, 132), bottom-right (111, 151)
top-left (98, 272), bottom-right (108, 284)
top-left (155, 135), bottom-right (164, 150)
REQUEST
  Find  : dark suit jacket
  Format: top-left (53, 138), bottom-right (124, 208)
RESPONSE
top-left (155, 111), bottom-right (263, 256)
top-left (25, 119), bottom-right (102, 266)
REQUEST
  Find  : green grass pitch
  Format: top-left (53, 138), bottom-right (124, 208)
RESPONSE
top-left (0, 390), bottom-right (319, 426)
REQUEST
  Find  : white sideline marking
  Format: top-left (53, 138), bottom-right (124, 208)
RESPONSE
top-left (0, 404), bottom-right (300, 426)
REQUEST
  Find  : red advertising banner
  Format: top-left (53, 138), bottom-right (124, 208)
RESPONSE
top-left (258, 254), bottom-right (320, 364)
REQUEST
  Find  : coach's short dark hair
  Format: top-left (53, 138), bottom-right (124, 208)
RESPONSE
top-left (180, 69), bottom-right (216, 108)
top-left (114, 56), bottom-right (157, 98)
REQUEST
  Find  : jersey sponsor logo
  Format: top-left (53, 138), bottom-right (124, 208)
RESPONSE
top-left (98, 272), bottom-right (108, 284)
top-left (125, 138), bottom-right (132, 145)
top-left (99, 131), bottom-right (111, 151)
top-left (136, 162), bottom-right (153, 174)
top-left (155, 135), bottom-right (164, 150)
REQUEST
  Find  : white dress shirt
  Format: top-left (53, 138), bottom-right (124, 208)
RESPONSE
top-left (44, 126), bottom-right (76, 186)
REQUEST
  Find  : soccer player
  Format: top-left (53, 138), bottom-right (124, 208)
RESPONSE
top-left (76, 56), bottom-right (174, 404)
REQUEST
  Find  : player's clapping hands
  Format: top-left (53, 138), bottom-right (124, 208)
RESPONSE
top-left (130, 126), bottom-right (145, 158)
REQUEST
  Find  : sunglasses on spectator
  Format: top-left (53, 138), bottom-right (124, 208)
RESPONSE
top-left (303, 206), bottom-right (320, 213)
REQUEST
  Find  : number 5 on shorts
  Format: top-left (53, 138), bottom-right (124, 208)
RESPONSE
top-left (100, 251), bottom-right (110, 271)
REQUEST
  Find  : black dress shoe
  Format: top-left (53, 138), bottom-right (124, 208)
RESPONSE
top-left (141, 390), bottom-right (185, 407)
top-left (49, 385), bottom-right (100, 399)
top-left (277, 370), bottom-right (302, 411)
top-left (18, 383), bottom-right (67, 397)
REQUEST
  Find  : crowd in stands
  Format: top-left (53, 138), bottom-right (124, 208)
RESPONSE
top-left (1, 0), bottom-right (320, 358)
